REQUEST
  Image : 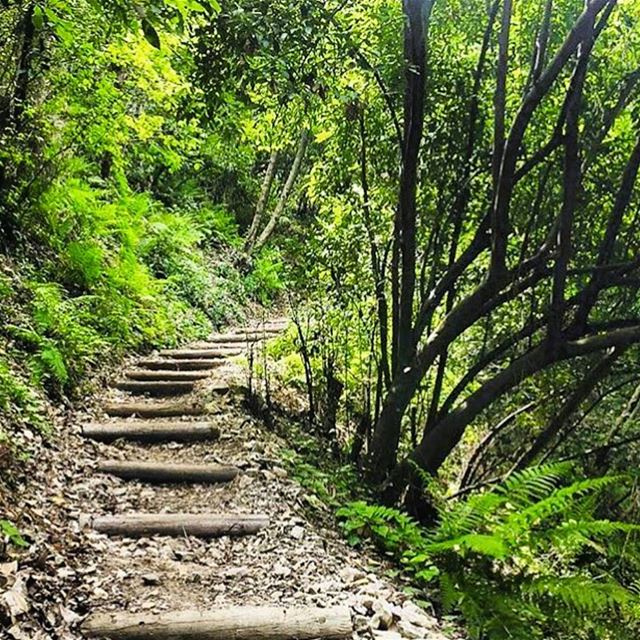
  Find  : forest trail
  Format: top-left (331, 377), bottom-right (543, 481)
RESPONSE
top-left (1, 319), bottom-right (452, 639)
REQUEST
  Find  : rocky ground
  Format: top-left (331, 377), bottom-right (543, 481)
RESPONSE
top-left (1, 337), bottom-right (457, 640)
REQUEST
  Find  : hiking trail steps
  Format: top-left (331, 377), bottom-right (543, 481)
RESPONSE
top-left (71, 318), bottom-right (449, 640)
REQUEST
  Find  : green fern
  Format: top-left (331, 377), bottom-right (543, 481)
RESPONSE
top-left (337, 466), bottom-right (640, 639)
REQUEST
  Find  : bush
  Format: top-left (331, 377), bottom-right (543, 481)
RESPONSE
top-left (337, 465), bottom-right (640, 640)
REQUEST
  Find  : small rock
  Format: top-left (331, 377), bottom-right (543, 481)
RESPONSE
top-left (371, 599), bottom-right (395, 630)
top-left (396, 619), bottom-right (424, 639)
top-left (290, 525), bottom-right (304, 540)
top-left (372, 631), bottom-right (403, 640)
top-left (141, 573), bottom-right (160, 586)
top-left (401, 601), bottom-right (436, 629)
top-left (272, 563), bottom-right (291, 578)
top-left (353, 614), bottom-right (370, 631)
top-left (339, 566), bottom-right (365, 584)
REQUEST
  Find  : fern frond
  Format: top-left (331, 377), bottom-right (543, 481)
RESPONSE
top-left (505, 475), bottom-right (626, 530)
top-left (527, 575), bottom-right (636, 613)
top-left (498, 462), bottom-right (573, 506)
top-left (425, 532), bottom-right (508, 559)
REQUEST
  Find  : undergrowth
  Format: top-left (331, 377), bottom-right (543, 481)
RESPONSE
top-left (336, 464), bottom-right (640, 640)
top-left (0, 173), bottom-right (284, 470)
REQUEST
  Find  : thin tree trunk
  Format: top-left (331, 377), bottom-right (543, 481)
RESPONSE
top-left (394, 0), bottom-right (435, 375)
top-left (595, 380), bottom-right (640, 469)
top-left (251, 129), bottom-right (309, 254)
top-left (12, 3), bottom-right (35, 129)
top-left (245, 149), bottom-right (279, 252)
top-left (511, 348), bottom-right (621, 472)
top-left (459, 401), bottom-right (535, 489)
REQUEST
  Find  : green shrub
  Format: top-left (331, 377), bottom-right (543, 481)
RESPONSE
top-left (337, 465), bottom-right (640, 640)
top-left (0, 357), bottom-right (47, 432)
top-left (245, 247), bottom-right (284, 304)
top-left (195, 205), bottom-right (242, 247)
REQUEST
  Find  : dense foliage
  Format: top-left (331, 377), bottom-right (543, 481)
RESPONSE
top-left (3, 0), bottom-right (640, 637)
top-left (0, 0), bottom-right (282, 452)
top-left (338, 465), bottom-right (640, 639)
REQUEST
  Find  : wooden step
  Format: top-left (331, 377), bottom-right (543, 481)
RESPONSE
top-left (160, 348), bottom-right (242, 359)
top-left (90, 513), bottom-right (269, 538)
top-left (102, 400), bottom-right (204, 418)
top-left (207, 330), bottom-right (283, 344)
top-left (82, 606), bottom-right (352, 639)
top-left (97, 460), bottom-right (239, 483)
top-left (136, 358), bottom-right (223, 371)
top-left (82, 421), bottom-right (220, 443)
top-left (124, 369), bottom-right (210, 381)
top-left (114, 380), bottom-right (195, 396)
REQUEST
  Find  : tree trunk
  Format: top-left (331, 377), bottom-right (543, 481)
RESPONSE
top-left (250, 129), bottom-right (310, 254)
top-left (12, 4), bottom-right (35, 129)
top-left (511, 348), bottom-right (621, 472)
top-left (368, 273), bottom-right (505, 483)
top-left (393, 0), bottom-right (435, 374)
top-left (389, 324), bottom-right (640, 514)
top-left (244, 149), bottom-right (279, 252)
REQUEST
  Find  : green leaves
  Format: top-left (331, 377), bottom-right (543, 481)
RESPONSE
top-left (337, 468), bottom-right (640, 639)
top-left (32, 6), bottom-right (45, 30)
top-left (141, 18), bottom-right (161, 49)
top-left (0, 519), bottom-right (28, 548)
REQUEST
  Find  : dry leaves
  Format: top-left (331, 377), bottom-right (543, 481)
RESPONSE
top-left (1, 347), bottom-right (455, 640)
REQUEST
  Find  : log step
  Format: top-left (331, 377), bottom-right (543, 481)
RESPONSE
top-left (82, 606), bottom-right (352, 639)
top-left (97, 460), bottom-right (239, 483)
top-left (91, 513), bottom-right (269, 538)
top-left (82, 421), bottom-right (220, 443)
top-left (125, 369), bottom-right (210, 381)
top-left (114, 380), bottom-right (195, 396)
top-left (207, 330), bottom-right (282, 344)
top-left (136, 358), bottom-right (223, 371)
top-left (103, 400), bottom-right (204, 418)
top-left (159, 348), bottom-right (242, 359)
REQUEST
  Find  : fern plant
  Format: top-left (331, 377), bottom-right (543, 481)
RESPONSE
top-left (337, 465), bottom-right (640, 639)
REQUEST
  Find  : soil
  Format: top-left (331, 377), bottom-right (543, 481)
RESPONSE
top-left (0, 326), bottom-right (456, 640)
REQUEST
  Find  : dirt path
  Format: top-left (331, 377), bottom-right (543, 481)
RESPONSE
top-left (1, 320), bottom-right (451, 640)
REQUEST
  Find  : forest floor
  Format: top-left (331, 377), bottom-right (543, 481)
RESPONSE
top-left (0, 320), bottom-right (454, 640)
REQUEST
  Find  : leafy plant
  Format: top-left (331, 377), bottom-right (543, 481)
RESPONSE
top-left (0, 519), bottom-right (28, 548)
top-left (338, 465), bottom-right (640, 639)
